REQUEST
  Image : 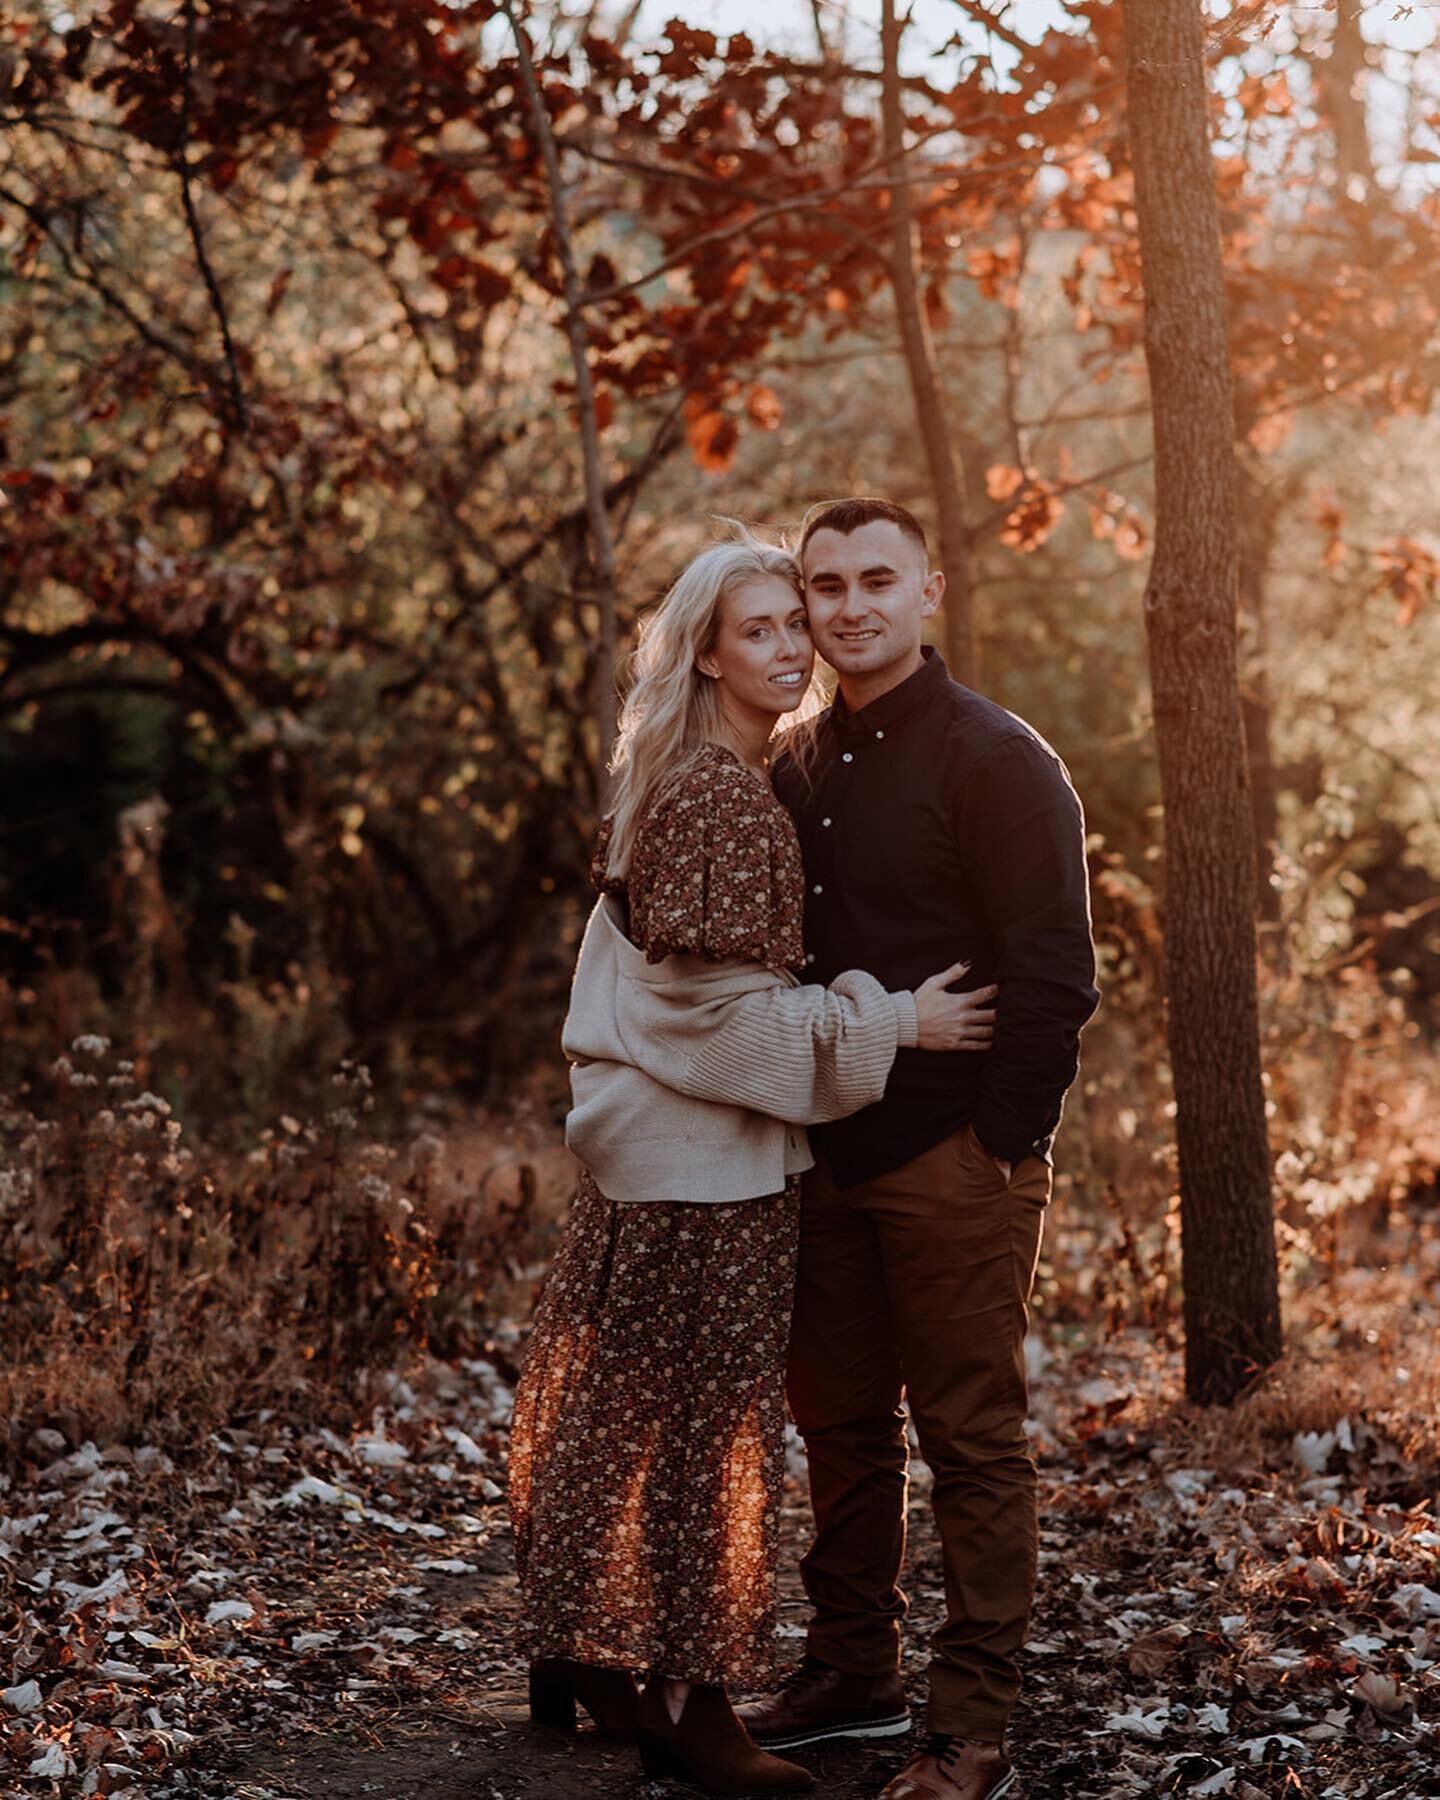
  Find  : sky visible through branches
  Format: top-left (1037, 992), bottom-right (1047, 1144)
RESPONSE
top-left (627, 0), bottom-right (1439, 188)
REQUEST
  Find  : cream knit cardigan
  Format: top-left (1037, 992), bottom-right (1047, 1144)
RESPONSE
top-left (562, 895), bottom-right (919, 1204)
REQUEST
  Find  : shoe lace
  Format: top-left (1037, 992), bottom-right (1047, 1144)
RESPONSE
top-left (924, 1733), bottom-right (965, 1775)
top-left (780, 1656), bottom-right (826, 1692)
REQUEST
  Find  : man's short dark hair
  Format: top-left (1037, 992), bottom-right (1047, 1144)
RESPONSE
top-left (799, 497), bottom-right (929, 562)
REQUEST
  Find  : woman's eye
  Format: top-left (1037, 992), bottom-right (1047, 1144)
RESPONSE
top-left (790, 616), bottom-right (809, 632)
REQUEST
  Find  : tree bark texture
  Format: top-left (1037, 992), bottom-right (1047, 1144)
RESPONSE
top-left (1121, 0), bottom-right (1282, 1404)
top-left (1236, 463), bottom-right (1284, 936)
top-left (879, 0), bottom-right (978, 689)
top-left (503, 2), bottom-right (619, 791)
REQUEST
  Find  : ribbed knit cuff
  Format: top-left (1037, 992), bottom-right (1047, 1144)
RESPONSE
top-left (889, 990), bottom-right (918, 1049)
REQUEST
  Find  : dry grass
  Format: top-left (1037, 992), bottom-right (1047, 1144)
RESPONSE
top-left (0, 1039), bottom-right (571, 1460)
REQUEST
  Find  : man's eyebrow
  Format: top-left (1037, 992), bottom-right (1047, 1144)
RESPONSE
top-left (805, 561), bottom-right (900, 583)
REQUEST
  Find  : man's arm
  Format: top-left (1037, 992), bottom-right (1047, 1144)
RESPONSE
top-left (959, 733), bottom-right (1099, 1165)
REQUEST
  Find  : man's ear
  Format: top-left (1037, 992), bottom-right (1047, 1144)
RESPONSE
top-left (920, 568), bottom-right (946, 618)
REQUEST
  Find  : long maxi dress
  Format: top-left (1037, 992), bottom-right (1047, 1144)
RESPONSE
top-left (508, 745), bottom-right (808, 1689)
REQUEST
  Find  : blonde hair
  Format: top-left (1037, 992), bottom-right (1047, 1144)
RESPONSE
top-left (604, 528), bottom-right (823, 879)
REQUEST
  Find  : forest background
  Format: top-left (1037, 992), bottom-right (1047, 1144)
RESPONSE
top-left (1, 1), bottom-right (1440, 1796)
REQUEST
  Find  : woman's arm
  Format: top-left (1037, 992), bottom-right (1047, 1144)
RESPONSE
top-left (628, 964), bottom-right (997, 1126)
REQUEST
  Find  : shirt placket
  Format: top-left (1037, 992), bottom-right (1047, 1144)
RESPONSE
top-left (804, 719), bottom-right (886, 969)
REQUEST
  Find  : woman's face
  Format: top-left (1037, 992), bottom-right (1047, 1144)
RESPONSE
top-left (697, 575), bottom-right (814, 720)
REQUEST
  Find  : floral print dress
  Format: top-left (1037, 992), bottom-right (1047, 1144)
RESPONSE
top-left (508, 746), bottom-right (806, 1686)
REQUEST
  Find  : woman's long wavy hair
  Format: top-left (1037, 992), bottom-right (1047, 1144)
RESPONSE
top-left (602, 528), bottom-right (825, 879)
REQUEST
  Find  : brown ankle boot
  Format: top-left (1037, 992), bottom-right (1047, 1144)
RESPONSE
top-left (636, 1680), bottom-right (815, 1795)
top-left (528, 1657), bottom-right (639, 1738)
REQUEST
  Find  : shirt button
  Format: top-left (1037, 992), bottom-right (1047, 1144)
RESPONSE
top-left (875, 729), bottom-right (885, 740)
top-left (842, 752), bottom-right (853, 763)
top-left (805, 953), bottom-right (815, 965)
top-left (812, 884), bottom-right (823, 895)
top-left (821, 817), bottom-right (832, 828)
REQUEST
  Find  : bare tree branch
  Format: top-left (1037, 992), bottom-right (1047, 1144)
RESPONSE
top-left (177, 0), bottom-right (248, 431)
top-left (951, 1), bottom-right (1033, 57)
top-left (501, 0), bottom-right (619, 784)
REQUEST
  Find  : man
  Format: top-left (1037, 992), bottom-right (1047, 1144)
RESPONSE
top-left (746, 498), bottom-right (1099, 1800)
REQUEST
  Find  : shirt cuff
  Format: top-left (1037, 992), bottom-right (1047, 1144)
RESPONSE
top-left (889, 990), bottom-right (919, 1049)
top-left (970, 1105), bottom-right (1038, 1166)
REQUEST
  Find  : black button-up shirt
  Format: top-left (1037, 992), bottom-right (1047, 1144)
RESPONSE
top-left (772, 648), bottom-right (1099, 1188)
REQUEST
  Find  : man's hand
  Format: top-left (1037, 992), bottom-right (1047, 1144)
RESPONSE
top-left (971, 1122), bottom-right (1013, 1186)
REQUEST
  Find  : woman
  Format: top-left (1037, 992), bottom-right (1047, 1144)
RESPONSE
top-left (508, 532), bottom-right (996, 1795)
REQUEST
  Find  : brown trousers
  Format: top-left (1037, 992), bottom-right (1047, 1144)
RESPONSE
top-left (786, 1124), bottom-right (1050, 1741)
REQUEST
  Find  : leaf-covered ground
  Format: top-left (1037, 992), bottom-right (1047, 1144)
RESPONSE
top-left (3, 1275), bottom-right (1438, 1800)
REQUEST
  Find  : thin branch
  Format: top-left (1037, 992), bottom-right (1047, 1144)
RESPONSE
top-left (0, 675), bottom-right (200, 717)
top-left (951, 1), bottom-right (1033, 57)
top-left (969, 452), bottom-right (1155, 543)
top-left (0, 181), bottom-right (209, 386)
top-left (578, 152), bottom-right (1046, 310)
top-left (471, 1), bottom-right (620, 779)
top-left (178, 0), bottom-right (248, 432)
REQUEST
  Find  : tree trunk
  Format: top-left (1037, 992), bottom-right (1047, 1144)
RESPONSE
top-left (503, 2), bottom-right (619, 793)
top-left (1236, 462), bottom-right (1283, 938)
top-left (879, 0), bottom-right (977, 689)
top-left (1121, 0), bottom-right (1282, 1404)
top-left (1312, 0), bottom-right (1376, 196)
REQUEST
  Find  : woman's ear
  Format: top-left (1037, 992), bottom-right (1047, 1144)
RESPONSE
top-left (696, 654), bottom-right (721, 680)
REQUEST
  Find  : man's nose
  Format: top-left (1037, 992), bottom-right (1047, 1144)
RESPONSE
top-left (833, 583), bottom-right (867, 618)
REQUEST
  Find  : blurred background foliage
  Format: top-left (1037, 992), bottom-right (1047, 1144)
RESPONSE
top-left (0, 0), bottom-right (1437, 1415)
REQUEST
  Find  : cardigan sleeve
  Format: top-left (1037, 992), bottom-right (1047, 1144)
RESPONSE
top-left (624, 970), bottom-right (919, 1127)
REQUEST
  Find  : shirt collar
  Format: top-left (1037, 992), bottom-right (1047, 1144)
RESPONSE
top-left (830, 645), bottom-right (950, 742)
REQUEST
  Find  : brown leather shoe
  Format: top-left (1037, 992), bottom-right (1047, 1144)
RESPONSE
top-left (879, 1735), bottom-right (1017, 1800)
top-left (635, 1680), bottom-right (815, 1795)
top-left (735, 1654), bottom-right (910, 1750)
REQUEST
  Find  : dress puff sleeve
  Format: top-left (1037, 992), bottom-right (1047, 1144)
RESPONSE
top-left (625, 747), bottom-right (805, 970)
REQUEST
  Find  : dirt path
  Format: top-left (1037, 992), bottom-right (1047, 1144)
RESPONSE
top-left (208, 1492), bottom-right (1013, 1800)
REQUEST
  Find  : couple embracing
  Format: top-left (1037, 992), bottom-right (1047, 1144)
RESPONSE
top-left (508, 497), bottom-right (1099, 1799)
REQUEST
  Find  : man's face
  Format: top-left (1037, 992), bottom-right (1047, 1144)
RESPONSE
top-left (801, 521), bottom-right (943, 687)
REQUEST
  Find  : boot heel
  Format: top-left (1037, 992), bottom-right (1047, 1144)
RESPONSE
top-left (637, 1732), bottom-right (687, 1779)
top-left (528, 1664), bottom-right (578, 1732)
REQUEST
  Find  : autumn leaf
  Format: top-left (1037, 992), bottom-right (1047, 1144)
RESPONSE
top-left (1315, 495), bottom-right (1346, 570)
top-left (1247, 409), bottom-right (1293, 454)
top-left (1001, 485), bottom-right (1066, 553)
top-left (684, 397), bottom-right (739, 473)
top-left (1374, 537), bottom-right (1438, 626)
top-left (985, 463), bottom-right (1025, 501)
top-left (746, 385), bottom-right (782, 430)
top-left (1126, 1621), bottom-right (1189, 1678)
top-left (265, 268), bottom-right (293, 319)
